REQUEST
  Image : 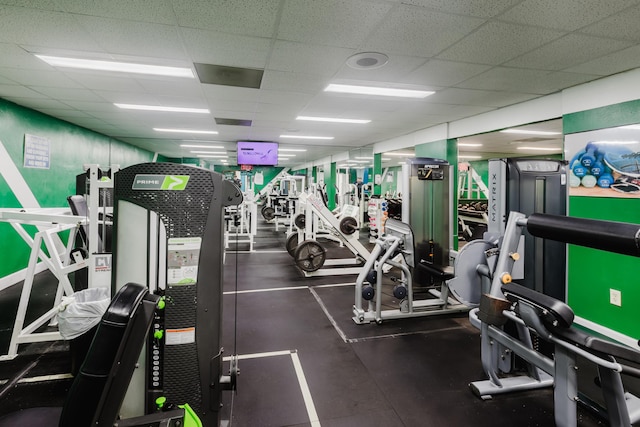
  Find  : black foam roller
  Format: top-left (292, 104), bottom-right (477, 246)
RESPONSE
top-left (526, 213), bottom-right (640, 257)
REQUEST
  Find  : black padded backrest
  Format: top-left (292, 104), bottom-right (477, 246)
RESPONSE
top-left (501, 282), bottom-right (574, 329)
top-left (58, 283), bottom-right (158, 427)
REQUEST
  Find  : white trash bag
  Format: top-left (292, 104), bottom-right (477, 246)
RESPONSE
top-left (58, 287), bottom-right (111, 340)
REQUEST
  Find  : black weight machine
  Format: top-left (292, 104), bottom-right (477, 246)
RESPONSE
top-left (111, 163), bottom-right (242, 426)
top-left (470, 212), bottom-right (640, 426)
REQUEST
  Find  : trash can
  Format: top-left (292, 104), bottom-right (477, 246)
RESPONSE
top-left (58, 287), bottom-right (110, 375)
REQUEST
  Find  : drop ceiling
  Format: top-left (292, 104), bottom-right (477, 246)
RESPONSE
top-left (1, 0), bottom-right (640, 168)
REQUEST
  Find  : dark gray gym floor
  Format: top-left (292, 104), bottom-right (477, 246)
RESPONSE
top-left (0, 218), bottom-right (610, 426)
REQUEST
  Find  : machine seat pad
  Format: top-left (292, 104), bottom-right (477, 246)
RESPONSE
top-left (417, 262), bottom-right (455, 281)
top-left (553, 327), bottom-right (640, 365)
top-left (501, 282), bottom-right (574, 329)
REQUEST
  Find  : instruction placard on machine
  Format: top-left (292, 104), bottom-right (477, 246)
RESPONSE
top-left (167, 237), bottom-right (201, 285)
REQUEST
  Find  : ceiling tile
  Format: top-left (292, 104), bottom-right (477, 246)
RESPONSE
top-left (405, 59), bottom-right (492, 87)
top-left (0, 85), bottom-right (50, 98)
top-left (201, 84), bottom-right (260, 103)
top-left (55, 0), bottom-right (176, 24)
top-left (278, 0), bottom-right (393, 48)
top-left (75, 16), bottom-right (187, 59)
top-left (437, 21), bottom-right (565, 65)
top-left (505, 33), bottom-right (633, 70)
top-left (401, 0), bottom-right (523, 18)
top-left (0, 43), bottom-right (51, 69)
top-left (579, 4), bottom-right (640, 42)
top-left (172, 0), bottom-right (280, 38)
top-left (564, 44), bottom-right (640, 76)
top-left (361, 4), bottom-right (485, 57)
top-left (261, 71), bottom-right (328, 94)
top-left (180, 28), bottom-right (272, 68)
top-left (458, 66), bottom-right (599, 94)
top-left (63, 72), bottom-right (148, 93)
top-left (0, 67), bottom-right (83, 88)
top-left (0, 6), bottom-right (100, 50)
top-left (30, 86), bottom-right (104, 102)
top-left (333, 55), bottom-right (428, 83)
top-left (268, 41), bottom-right (353, 76)
top-left (498, 0), bottom-right (639, 31)
top-left (430, 87), bottom-right (538, 107)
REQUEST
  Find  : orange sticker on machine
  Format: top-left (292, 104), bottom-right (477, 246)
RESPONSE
top-left (165, 327), bottom-right (195, 345)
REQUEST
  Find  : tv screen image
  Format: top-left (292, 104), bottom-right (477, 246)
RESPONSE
top-left (236, 141), bottom-right (278, 166)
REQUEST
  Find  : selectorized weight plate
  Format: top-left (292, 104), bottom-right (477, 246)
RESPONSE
top-left (261, 206), bottom-right (275, 221)
top-left (294, 214), bottom-right (306, 229)
top-left (286, 233), bottom-right (299, 257)
top-left (339, 216), bottom-right (358, 235)
top-left (293, 240), bottom-right (326, 272)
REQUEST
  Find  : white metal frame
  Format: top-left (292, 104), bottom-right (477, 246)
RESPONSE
top-left (295, 192), bottom-right (370, 277)
top-left (0, 208), bottom-right (87, 360)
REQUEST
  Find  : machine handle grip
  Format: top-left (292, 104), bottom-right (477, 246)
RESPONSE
top-left (526, 213), bottom-right (640, 257)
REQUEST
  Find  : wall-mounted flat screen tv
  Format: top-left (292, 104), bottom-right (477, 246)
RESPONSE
top-left (237, 141), bottom-right (278, 166)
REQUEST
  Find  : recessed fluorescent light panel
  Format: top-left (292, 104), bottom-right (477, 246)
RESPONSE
top-left (459, 155), bottom-right (483, 159)
top-left (355, 156), bottom-right (373, 160)
top-left (279, 148), bottom-right (307, 152)
top-left (155, 128), bottom-right (218, 134)
top-left (296, 116), bottom-right (370, 124)
top-left (190, 151), bottom-right (227, 154)
top-left (500, 129), bottom-right (561, 136)
top-left (384, 152), bottom-right (414, 156)
top-left (196, 154), bottom-right (228, 158)
top-left (516, 147), bottom-right (562, 151)
top-left (280, 135), bottom-right (334, 140)
top-left (458, 143), bottom-right (482, 147)
top-left (325, 84), bottom-right (434, 98)
top-left (115, 103), bottom-right (209, 114)
top-left (180, 144), bottom-right (225, 149)
top-left (35, 55), bottom-right (194, 78)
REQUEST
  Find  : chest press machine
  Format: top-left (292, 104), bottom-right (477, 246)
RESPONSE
top-left (112, 163), bottom-right (242, 426)
top-left (470, 211), bottom-right (640, 427)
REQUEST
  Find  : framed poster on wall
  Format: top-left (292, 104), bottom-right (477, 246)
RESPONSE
top-left (565, 124), bottom-right (640, 198)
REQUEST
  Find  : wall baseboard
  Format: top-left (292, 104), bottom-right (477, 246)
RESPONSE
top-left (574, 316), bottom-right (638, 349)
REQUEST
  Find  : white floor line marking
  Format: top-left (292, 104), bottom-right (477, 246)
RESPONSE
top-left (313, 282), bottom-right (355, 289)
top-left (0, 373), bottom-right (73, 385)
top-left (346, 325), bottom-right (466, 344)
top-left (226, 250), bottom-right (287, 254)
top-left (220, 349), bottom-right (322, 426)
top-left (290, 351), bottom-right (321, 427)
top-left (222, 350), bottom-right (292, 362)
top-left (308, 287), bottom-right (348, 343)
top-left (224, 285), bottom-right (308, 295)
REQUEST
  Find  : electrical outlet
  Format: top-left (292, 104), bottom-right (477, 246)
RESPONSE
top-left (610, 289), bottom-right (622, 307)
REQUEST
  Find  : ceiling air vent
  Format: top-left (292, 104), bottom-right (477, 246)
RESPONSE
top-left (215, 118), bottom-right (252, 127)
top-left (194, 63), bottom-right (263, 89)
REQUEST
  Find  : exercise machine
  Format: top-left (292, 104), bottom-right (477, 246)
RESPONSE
top-left (112, 163), bottom-right (242, 425)
top-left (401, 157), bottom-right (454, 285)
top-left (488, 158), bottom-right (567, 300)
top-left (0, 282), bottom-right (202, 426)
top-left (469, 211), bottom-right (640, 426)
top-left (290, 191), bottom-right (368, 277)
top-left (0, 208), bottom-right (87, 360)
top-left (352, 218), bottom-right (492, 324)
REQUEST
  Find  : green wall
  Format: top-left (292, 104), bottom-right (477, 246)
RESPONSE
top-left (564, 101), bottom-right (640, 338)
top-left (0, 98), bottom-right (154, 280)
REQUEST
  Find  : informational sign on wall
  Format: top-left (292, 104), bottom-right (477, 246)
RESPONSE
top-left (565, 125), bottom-right (640, 198)
top-left (23, 134), bottom-right (50, 169)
